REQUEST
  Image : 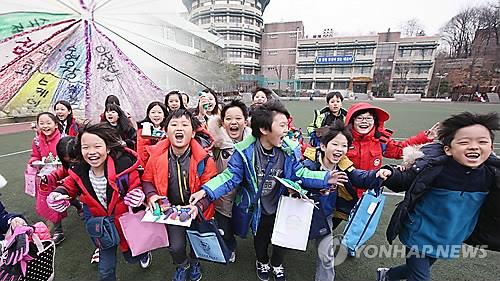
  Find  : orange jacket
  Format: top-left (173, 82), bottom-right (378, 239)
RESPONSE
top-left (136, 128), bottom-right (162, 167)
top-left (142, 138), bottom-right (217, 219)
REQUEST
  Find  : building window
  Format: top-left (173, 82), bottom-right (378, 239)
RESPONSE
top-left (214, 16), bottom-right (226, 23)
top-left (268, 34), bottom-right (278, 39)
top-left (414, 66), bottom-right (431, 74)
top-left (354, 66), bottom-right (372, 74)
top-left (298, 67), bottom-right (314, 74)
top-left (255, 53), bottom-right (260, 60)
top-left (333, 81), bottom-right (349, 89)
top-left (338, 49), bottom-right (353, 56)
top-left (229, 16), bottom-right (241, 23)
top-left (315, 81), bottom-right (331, 90)
top-left (200, 17), bottom-right (210, 24)
top-left (399, 49), bottom-right (412, 57)
top-left (316, 67), bottom-right (332, 74)
top-left (301, 81), bottom-right (313, 89)
top-left (267, 67), bottom-right (276, 71)
top-left (289, 33), bottom-right (297, 38)
top-left (229, 34), bottom-right (242, 41)
top-left (244, 35), bottom-right (253, 42)
top-left (255, 37), bottom-right (260, 43)
top-left (228, 51), bottom-right (241, 58)
top-left (289, 49), bottom-right (296, 55)
top-left (318, 49), bottom-right (334, 56)
top-left (268, 50), bottom-right (278, 56)
top-left (357, 48), bottom-right (374, 56)
top-left (334, 67), bottom-right (351, 74)
top-left (299, 50), bottom-right (315, 57)
top-left (244, 17), bottom-right (253, 25)
top-left (243, 69), bottom-right (253, 75)
top-left (243, 51), bottom-right (253, 58)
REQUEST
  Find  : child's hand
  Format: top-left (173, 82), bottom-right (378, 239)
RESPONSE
top-left (9, 217), bottom-right (27, 230)
top-left (189, 190), bottom-right (207, 206)
top-left (327, 171), bottom-right (348, 185)
top-left (124, 189), bottom-right (145, 207)
top-left (395, 165), bottom-right (407, 172)
top-left (46, 192), bottom-right (70, 212)
top-left (184, 205), bottom-right (199, 219)
top-left (425, 122), bottom-right (440, 140)
top-left (147, 194), bottom-right (166, 211)
top-left (376, 169), bottom-right (392, 180)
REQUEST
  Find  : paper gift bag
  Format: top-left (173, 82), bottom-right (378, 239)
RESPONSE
top-left (119, 208), bottom-right (169, 256)
top-left (271, 196), bottom-right (315, 251)
top-left (24, 165), bottom-right (38, 197)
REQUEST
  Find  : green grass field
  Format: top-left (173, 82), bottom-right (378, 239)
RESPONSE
top-left (0, 101), bottom-right (499, 281)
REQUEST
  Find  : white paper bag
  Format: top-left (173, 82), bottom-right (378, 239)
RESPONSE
top-left (271, 195), bottom-right (314, 251)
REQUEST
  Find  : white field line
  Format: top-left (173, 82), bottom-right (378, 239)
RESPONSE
top-left (0, 149), bottom-right (31, 158)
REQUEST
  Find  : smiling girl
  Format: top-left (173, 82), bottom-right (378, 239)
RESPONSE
top-left (104, 104), bottom-right (137, 150)
top-left (164, 90), bottom-right (186, 114)
top-left (137, 101), bottom-right (168, 166)
top-left (54, 100), bottom-right (80, 137)
top-left (29, 112), bottom-right (62, 164)
top-left (47, 123), bottom-right (151, 281)
top-left (195, 89), bottom-right (220, 125)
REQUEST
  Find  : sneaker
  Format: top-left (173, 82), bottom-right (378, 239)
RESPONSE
top-left (189, 261), bottom-right (202, 281)
top-left (172, 263), bottom-right (190, 281)
top-left (376, 268), bottom-right (389, 281)
top-left (52, 233), bottom-right (65, 245)
top-left (229, 251), bottom-right (236, 263)
top-left (90, 248), bottom-right (100, 264)
top-left (256, 261), bottom-right (271, 281)
top-left (272, 264), bottom-right (286, 281)
top-left (139, 251), bottom-right (152, 269)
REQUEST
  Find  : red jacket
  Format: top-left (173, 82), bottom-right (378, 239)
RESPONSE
top-left (58, 148), bottom-right (142, 252)
top-left (64, 117), bottom-right (80, 137)
top-left (29, 130), bottom-right (61, 164)
top-left (46, 166), bottom-right (69, 188)
top-left (136, 128), bottom-right (162, 167)
top-left (142, 138), bottom-right (217, 219)
top-left (345, 103), bottom-right (432, 197)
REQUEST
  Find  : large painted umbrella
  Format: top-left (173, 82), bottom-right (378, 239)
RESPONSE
top-left (0, 0), bottom-right (207, 120)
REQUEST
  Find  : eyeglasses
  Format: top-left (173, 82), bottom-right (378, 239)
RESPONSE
top-left (354, 116), bottom-right (374, 122)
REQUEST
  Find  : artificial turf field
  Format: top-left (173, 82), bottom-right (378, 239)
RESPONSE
top-left (0, 100), bottom-right (499, 281)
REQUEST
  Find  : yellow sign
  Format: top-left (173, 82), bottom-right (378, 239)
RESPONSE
top-left (4, 71), bottom-right (59, 116)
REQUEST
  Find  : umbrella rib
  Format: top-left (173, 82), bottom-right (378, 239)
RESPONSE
top-left (93, 21), bottom-right (213, 91)
top-left (93, 0), bottom-right (115, 13)
top-left (54, 0), bottom-right (82, 15)
top-left (95, 19), bottom-right (225, 65)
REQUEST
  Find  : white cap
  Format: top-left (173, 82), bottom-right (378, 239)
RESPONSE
top-left (0, 174), bottom-right (6, 189)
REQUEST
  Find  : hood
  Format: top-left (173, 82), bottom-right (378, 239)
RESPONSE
top-left (344, 102), bottom-right (390, 126)
top-left (208, 115), bottom-right (252, 150)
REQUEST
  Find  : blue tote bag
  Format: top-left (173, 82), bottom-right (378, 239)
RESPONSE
top-left (187, 208), bottom-right (232, 264)
top-left (342, 187), bottom-right (385, 252)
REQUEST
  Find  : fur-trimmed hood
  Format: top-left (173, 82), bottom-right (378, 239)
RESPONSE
top-left (207, 115), bottom-right (252, 150)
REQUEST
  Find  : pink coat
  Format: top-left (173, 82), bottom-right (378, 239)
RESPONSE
top-left (29, 130), bottom-right (61, 164)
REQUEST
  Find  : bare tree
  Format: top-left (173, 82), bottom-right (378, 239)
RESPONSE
top-left (441, 7), bottom-right (482, 58)
top-left (401, 18), bottom-right (426, 37)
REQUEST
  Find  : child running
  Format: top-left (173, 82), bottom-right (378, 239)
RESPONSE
top-left (54, 100), bottom-right (80, 137)
top-left (375, 112), bottom-right (499, 281)
top-left (47, 123), bottom-right (151, 281)
top-left (142, 109), bottom-right (217, 281)
top-left (207, 99), bottom-right (252, 262)
top-left (136, 101), bottom-right (168, 166)
top-left (302, 121), bottom-right (384, 281)
top-left (190, 101), bottom-right (347, 281)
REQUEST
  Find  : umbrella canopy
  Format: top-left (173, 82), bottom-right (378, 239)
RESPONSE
top-left (0, 0), bottom-right (211, 120)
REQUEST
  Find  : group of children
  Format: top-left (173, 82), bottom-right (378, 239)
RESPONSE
top-left (5, 87), bottom-right (498, 281)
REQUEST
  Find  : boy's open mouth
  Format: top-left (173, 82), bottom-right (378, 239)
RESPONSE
top-left (229, 126), bottom-right (240, 132)
top-left (465, 152), bottom-right (480, 159)
top-left (175, 132), bottom-right (184, 141)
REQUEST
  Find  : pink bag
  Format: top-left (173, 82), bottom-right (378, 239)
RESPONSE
top-left (119, 207), bottom-right (169, 257)
top-left (36, 182), bottom-right (67, 223)
top-left (24, 165), bottom-right (38, 197)
top-left (32, 222), bottom-right (52, 240)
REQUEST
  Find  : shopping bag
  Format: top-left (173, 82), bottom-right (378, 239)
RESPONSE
top-left (24, 239), bottom-right (56, 281)
top-left (24, 166), bottom-right (38, 197)
top-left (186, 209), bottom-right (232, 264)
top-left (36, 183), bottom-right (67, 223)
top-left (119, 207), bottom-right (169, 257)
top-left (342, 188), bottom-right (385, 252)
top-left (271, 195), bottom-right (315, 251)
